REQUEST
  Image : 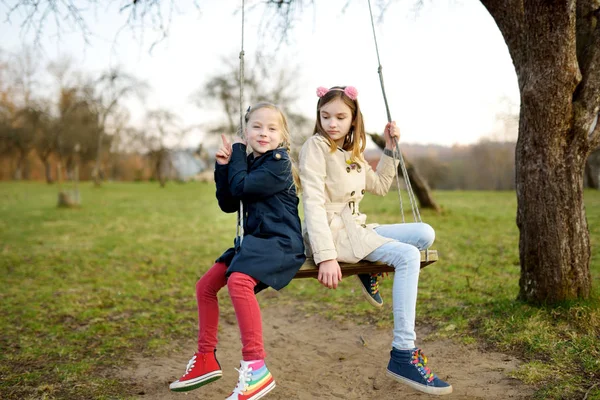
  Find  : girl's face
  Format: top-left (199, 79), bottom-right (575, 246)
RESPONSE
top-left (245, 107), bottom-right (284, 157)
top-left (319, 98), bottom-right (353, 146)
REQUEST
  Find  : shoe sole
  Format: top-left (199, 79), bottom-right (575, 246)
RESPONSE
top-left (356, 275), bottom-right (384, 308)
top-left (386, 369), bottom-right (453, 396)
top-left (170, 370), bottom-right (223, 392)
top-left (247, 380), bottom-right (276, 400)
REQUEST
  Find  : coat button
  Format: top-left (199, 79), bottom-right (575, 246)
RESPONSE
top-left (274, 153), bottom-right (281, 160)
top-left (346, 167), bottom-right (351, 173)
top-left (361, 189), bottom-right (365, 194)
top-left (351, 191), bottom-right (355, 196)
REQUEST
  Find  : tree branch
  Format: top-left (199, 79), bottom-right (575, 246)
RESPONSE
top-left (479, 0), bottom-right (526, 78)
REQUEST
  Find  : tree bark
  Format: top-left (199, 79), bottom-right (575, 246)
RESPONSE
top-left (369, 133), bottom-right (441, 212)
top-left (482, 0), bottom-right (594, 303)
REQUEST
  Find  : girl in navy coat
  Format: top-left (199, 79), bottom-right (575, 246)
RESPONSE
top-left (170, 102), bottom-right (305, 400)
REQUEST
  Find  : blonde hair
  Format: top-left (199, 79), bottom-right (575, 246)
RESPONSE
top-left (245, 102), bottom-right (301, 191)
top-left (313, 86), bottom-right (366, 163)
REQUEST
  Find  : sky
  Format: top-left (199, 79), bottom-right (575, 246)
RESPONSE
top-left (0, 0), bottom-right (520, 147)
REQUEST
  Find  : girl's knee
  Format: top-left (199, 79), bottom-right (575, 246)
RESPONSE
top-left (418, 223), bottom-right (435, 248)
top-left (406, 245), bottom-right (422, 264)
top-left (389, 243), bottom-right (421, 271)
top-left (196, 275), bottom-right (218, 297)
top-left (227, 272), bottom-right (256, 292)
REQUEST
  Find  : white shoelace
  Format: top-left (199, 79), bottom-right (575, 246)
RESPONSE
top-left (231, 365), bottom-right (252, 394)
top-left (182, 355), bottom-right (197, 377)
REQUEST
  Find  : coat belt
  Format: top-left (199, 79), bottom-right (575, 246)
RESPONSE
top-left (324, 201), bottom-right (358, 215)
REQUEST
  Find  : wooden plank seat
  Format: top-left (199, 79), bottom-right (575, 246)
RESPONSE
top-left (295, 250), bottom-right (438, 279)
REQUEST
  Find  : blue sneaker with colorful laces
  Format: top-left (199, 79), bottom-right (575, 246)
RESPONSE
top-left (357, 273), bottom-right (383, 307)
top-left (386, 347), bottom-right (453, 396)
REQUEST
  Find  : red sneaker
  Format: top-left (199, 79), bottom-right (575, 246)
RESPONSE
top-left (169, 350), bottom-right (222, 392)
top-left (226, 359), bottom-right (276, 400)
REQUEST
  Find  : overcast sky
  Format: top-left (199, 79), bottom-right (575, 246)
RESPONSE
top-left (1, 0), bottom-right (520, 147)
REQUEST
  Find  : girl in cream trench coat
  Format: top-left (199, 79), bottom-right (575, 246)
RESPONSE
top-left (297, 85), bottom-right (453, 396)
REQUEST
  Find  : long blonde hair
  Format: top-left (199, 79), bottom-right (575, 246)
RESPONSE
top-left (245, 102), bottom-right (301, 191)
top-left (313, 86), bottom-right (366, 163)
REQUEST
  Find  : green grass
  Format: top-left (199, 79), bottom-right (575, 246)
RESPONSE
top-left (0, 182), bottom-right (599, 399)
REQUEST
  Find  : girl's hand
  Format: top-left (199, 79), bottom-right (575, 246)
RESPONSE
top-left (318, 259), bottom-right (343, 289)
top-left (216, 134), bottom-right (233, 165)
top-left (384, 121), bottom-right (401, 150)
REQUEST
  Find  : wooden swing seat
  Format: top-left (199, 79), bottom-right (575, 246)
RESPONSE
top-left (295, 249), bottom-right (438, 279)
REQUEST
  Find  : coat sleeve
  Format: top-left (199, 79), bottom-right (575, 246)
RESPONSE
top-left (364, 152), bottom-right (400, 196)
top-left (228, 143), bottom-right (292, 201)
top-left (299, 137), bottom-right (338, 264)
top-left (214, 162), bottom-right (240, 213)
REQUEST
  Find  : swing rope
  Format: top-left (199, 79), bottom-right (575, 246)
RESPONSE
top-left (367, 0), bottom-right (421, 223)
top-left (236, 0), bottom-right (246, 249)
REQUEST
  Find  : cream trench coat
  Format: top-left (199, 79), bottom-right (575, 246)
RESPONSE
top-left (299, 134), bottom-right (400, 265)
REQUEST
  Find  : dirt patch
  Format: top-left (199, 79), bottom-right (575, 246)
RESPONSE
top-left (122, 305), bottom-right (534, 399)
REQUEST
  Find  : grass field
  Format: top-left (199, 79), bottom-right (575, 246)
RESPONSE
top-left (1, 182), bottom-right (599, 399)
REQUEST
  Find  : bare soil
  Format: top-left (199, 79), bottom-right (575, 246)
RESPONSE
top-left (122, 305), bottom-right (534, 400)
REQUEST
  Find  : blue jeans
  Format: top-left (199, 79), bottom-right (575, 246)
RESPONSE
top-left (364, 223), bottom-right (435, 350)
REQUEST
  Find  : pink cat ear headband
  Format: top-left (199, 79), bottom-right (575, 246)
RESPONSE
top-left (316, 86), bottom-right (358, 100)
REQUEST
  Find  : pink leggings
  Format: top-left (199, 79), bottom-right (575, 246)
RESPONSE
top-left (196, 262), bottom-right (265, 360)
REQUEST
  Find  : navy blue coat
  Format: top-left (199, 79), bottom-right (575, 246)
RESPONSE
top-left (214, 143), bottom-right (305, 291)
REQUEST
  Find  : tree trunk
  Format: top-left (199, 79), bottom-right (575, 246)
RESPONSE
top-left (39, 153), bottom-right (53, 184)
top-left (13, 151), bottom-right (28, 180)
top-left (44, 160), bottom-right (53, 184)
top-left (156, 155), bottom-right (166, 188)
top-left (516, 119), bottom-right (591, 303)
top-left (482, 0), bottom-right (593, 303)
top-left (585, 149), bottom-right (600, 189)
top-left (369, 133), bottom-right (440, 212)
top-left (93, 127), bottom-right (104, 187)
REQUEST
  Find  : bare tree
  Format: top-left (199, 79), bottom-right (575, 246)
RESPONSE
top-left (32, 104), bottom-right (56, 183)
top-left (142, 109), bottom-right (187, 187)
top-left (11, 104), bottom-right (46, 180)
top-left (87, 68), bottom-right (148, 186)
top-left (2, 47), bottom-right (42, 179)
top-left (191, 54), bottom-right (312, 151)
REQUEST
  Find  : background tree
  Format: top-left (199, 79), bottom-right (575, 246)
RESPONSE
top-left (2, 46), bottom-right (42, 179)
top-left (32, 102), bottom-right (55, 183)
top-left (142, 109), bottom-right (188, 188)
top-left (586, 146), bottom-right (600, 189)
top-left (10, 105), bottom-right (45, 180)
top-left (88, 68), bottom-right (148, 186)
top-left (191, 54), bottom-right (312, 142)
